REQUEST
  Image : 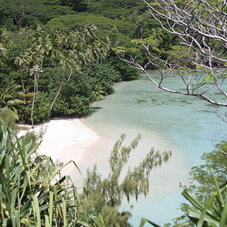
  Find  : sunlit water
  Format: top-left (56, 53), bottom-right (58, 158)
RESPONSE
top-left (80, 71), bottom-right (226, 226)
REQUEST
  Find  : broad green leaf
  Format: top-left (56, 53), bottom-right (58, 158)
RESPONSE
top-left (220, 198), bottom-right (227, 226)
top-left (139, 217), bottom-right (161, 227)
top-left (32, 196), bottom-right (41, 227)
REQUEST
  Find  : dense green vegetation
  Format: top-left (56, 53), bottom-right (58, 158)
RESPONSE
top-left (0, 0), bottom-right (178, 125)
top-left (0, 1), bottom-right (176, 224)
top-left (0, 0), bottom-right (149, 125)
top-left (0, 0), bottom-right (226, 226)
top-left (0, 24), bottom-right (112, 125)
top-left (0, 0), bottom-right (75, 29)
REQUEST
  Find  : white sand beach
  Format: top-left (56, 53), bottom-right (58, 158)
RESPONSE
top-left (18, 117), bottom-right (191, 198)
top-left (18, 118), bottom-right (99, 176)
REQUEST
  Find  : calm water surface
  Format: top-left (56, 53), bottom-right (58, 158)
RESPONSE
top-left (82, 71), bottom-right (226, 226)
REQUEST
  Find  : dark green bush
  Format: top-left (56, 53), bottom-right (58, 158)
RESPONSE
top-left (19, 92), bottom-right (50, 124)
top-left (86, 61), bottom-right (121, 98)
top-left (108, 55), bottom-right (141, 81)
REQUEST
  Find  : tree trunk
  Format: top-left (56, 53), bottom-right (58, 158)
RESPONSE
top-left (49, 74), bottom-right (65, 112)
top-left (67, 68), bottom-right (73, 81)
top-left (31, 74), bottom-right (37, 128)
top-left (21, 67), bottom-right (25, 93)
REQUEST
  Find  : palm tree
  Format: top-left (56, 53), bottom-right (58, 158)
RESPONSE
top-left (16, 27), bottom-right (51, 125)
top-left (24, 40), bottom-right (45, 127)
top-left (49, 26), bottom-right (110, 113)
top-left (29, 65), bottom-right (43, 127)
top-left (15, 25), bottom-right (110, 118)
top-left (49, 29), bottom-right (78, 112)
top-left (14, 53), bottom-right (31, 93)
top-left (49, 55), bottom-right (74, 112)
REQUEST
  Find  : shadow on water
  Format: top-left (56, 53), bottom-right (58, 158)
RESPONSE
top-left (86, 106), bottom-right (103, 117)
top-left (137, 99), bottom-right (148, 103)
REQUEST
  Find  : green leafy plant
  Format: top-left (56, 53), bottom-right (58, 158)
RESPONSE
top-left (182, 175), bottom-right (227, 226)
top-left (0, 81), bottom-right (25, 121)
top-left (0, 125), bottom-right (93, 226)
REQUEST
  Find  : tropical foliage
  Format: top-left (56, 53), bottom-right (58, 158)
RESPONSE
top-left (0, 124), bottom-right (172, 226)
top-left (1, 0), bottom-right (177, 124)
top-left (181, 177), bottom-right (227, 227)
top-left (0, 23), bottom-right (113, 125)
top-left (0, 124), bottom-right (90, 226)
top-left (0, 0), bottom-right (152, 124)
top-left (0, 81), bottom-right (25, 121)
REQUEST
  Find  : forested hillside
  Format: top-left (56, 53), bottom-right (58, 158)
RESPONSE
top-left (0, 0), bottom-right (177, 125)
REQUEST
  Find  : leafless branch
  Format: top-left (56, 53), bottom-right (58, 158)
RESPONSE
top-left (116, 0), bottom-right (227, 109)
top-left (116, 50), bottom-right (227, 107)
top-left (143, 0), bottom-right (227, 63)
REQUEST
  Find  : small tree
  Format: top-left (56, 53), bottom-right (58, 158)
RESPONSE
top-left (82, 134), bottom-right (172, 226)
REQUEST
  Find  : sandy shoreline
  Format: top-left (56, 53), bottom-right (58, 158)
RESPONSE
top-left (18, 117), bottom-right (190, 196)
top-left (18, 118), bottom-right (99, 176)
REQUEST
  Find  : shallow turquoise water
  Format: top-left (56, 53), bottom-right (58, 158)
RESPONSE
top-left (84, 72), bottom-right (227, 226)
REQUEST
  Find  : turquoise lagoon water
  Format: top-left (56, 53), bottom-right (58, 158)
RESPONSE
top-left (81, 71), bottom-right (226, 226)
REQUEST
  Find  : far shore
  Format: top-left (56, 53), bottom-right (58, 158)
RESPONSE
top-left (18, 118), bottom-right (100, 176)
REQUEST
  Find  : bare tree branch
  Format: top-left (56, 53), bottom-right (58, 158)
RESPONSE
top-left (116, 0), bottom-right (226, 111)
